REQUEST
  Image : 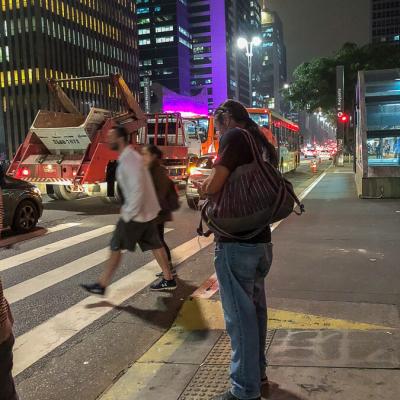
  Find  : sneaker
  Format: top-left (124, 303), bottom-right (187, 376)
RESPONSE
top-left (211, 391), bottom-right (260, 400)
top-left (150, 279), bottom-right (177, 291)
top-left (155, 267), bottom-right (177, 278)
top-left (80, 282), bottom-right (106, 296)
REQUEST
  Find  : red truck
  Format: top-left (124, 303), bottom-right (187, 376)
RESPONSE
top-left (7, 74), bottom-right (188, 200)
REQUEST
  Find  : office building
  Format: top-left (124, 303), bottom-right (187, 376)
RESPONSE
top-left (0, 0), bottom-right (139, 159)
top-left (256, 8), bottom-right (287, 112)
top-left (189, 0), bottom-right (262, 112)
top-left (371, 0), bottom-right (400, 44)
top-left (136, 0), bottom-right (192, 96)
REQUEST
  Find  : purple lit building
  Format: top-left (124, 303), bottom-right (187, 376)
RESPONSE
top-left (136, 1), bottom-right (192, 95)
top-left (136, 1), bottom-right (263, 114)
top-left (189, 0), bottom-right (262, 112)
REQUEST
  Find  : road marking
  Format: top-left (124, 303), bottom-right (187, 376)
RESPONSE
top-left (298, 168), bottom-right (330, 201)
top-left (5, 248), bottom-right (109, 304)
top-left (175, 298), bottom-right (391, 331)
top-left (99, 295), bottom-right (392, 400)
top-left (0, 226), bottom-right (114, 272)
top-left (46, 222), bottom-right (82, 233)
top-left (0, 223), bottom-right (81, 249)
top-left (13, 234), bottom-right (214, 376)
top-left (5, 228), bottom-right (174, 304)
top-left (191, 273), bottom-right (218, 299)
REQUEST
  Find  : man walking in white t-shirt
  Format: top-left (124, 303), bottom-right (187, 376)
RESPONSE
top-left (81, 126), bottom-right (177, 294)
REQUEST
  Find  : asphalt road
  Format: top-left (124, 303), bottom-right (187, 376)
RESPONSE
top-left (1, 161), bottom-right (333, 400)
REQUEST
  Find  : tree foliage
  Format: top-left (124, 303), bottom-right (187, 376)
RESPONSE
top-left (285, 43), bottom-right (400, 113)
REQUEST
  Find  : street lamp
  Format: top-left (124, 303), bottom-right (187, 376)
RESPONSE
top-left (237, 36), bottom-right (262, 106)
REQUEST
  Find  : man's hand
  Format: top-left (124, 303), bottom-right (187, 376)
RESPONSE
top-left (200, 166), bottom-right (230, 196)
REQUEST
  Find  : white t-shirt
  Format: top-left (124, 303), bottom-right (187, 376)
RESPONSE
top-left (116, 146), bottom-right (161, 223)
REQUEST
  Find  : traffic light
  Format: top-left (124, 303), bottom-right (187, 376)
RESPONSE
top-left (337, 112), bottom-right (348, 123)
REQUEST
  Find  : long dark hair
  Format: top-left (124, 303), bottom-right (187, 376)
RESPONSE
top-left (215, 100), bottom-right (279, 167)
top-left (143, 144), bottom-right (163, 160)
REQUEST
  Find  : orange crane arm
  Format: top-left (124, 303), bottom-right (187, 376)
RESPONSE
top-left (47, 79), bottom-right (81, 114)
top-left (111, 74), bottom-right (147, 130)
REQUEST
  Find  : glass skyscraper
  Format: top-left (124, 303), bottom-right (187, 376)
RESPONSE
top-left (0, 0), bottom-right (139, 159)
top-left (371, 0), bottom-right (400, 45)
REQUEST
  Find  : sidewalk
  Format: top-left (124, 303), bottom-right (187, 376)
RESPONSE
top-left (99, 166), bottom-right (400, 400)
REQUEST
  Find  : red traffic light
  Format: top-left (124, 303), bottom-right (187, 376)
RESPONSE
top-left (337, 112), bottom-right (348, 123)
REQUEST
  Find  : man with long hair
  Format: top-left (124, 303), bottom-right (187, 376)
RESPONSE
top-left (201, 100), bottom-right (277, 400)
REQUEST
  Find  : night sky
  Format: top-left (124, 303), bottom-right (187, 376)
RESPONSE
top-left (267, 0), bottom-right (370, 77)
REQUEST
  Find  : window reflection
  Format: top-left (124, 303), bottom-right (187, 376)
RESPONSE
top-left (367, 136), bottom-right (400, 166)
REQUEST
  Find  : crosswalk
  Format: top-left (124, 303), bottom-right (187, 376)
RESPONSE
top-left (0, 221), bottom-right (213, 377)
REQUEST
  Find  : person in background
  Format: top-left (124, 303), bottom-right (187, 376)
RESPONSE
top-left (0, 176), bottom-right (19, 400)
top-left (81, 125), bottom-right (177, 294)
top-left (141, 144), bottom-right (176, 278)
top-left (200, 100), bottom-right (278, 400)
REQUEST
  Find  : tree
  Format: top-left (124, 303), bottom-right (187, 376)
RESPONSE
top-left (285, 43), bottom-right (400, 113)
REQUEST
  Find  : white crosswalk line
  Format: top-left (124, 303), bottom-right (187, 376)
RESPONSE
top-left (5, 248), bottom-right (109, 304)
top-left (13, 235), bottom-right (214, 376)
top-left (0, 226), bottom-right (114, 272)
top-left (46, 223), bottom-right (81, 233)
top-left (4, 228), bottom-right (174, 304)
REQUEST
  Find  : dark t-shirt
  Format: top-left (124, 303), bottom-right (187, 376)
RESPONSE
top-left (213, 128), bottom-right (272, 244)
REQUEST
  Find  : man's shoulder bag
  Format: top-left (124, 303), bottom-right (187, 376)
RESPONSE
top-left (198, 129), bottom-right (304, 240)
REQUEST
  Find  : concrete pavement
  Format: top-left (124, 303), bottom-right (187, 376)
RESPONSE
top-left (99, 165), bottom-right (400, 400)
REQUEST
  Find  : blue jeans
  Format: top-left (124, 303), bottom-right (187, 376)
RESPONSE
top-left (215, 242), bottom-right (273, 400)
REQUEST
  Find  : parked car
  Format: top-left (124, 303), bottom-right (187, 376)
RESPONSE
top-left (185, 154), bottom-right (215, 209)
top-left (0, 165), bottom-right (43, 233)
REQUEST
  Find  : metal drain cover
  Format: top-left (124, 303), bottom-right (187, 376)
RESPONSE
top-left (179, 331), bottom-right (275, 399)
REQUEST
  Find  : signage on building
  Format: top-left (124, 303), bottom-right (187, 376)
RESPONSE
top-left (144, 77), bottom-right (151, 114)
top-left (336, 65), bottom-right (344, 112)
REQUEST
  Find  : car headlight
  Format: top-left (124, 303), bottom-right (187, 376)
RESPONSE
top-left (33, 186), bottom-right (42, 196)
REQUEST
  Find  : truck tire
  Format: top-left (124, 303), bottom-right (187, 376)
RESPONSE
top-left (46, 184), bottom-right (58, 200)
top-left (101, 182), bottom-right (122, 204)
top-left (12, 200), bottom-right (39, 233)
top-left (53, 185), bottom-right (80, 201)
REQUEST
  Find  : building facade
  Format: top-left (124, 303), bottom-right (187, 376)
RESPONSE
top-left (189, 0), bottom-right (262, 112)
top-left (1, 0), bottom-right (139, 159)
top-left (256, 8), bottom-right (287, 112)
top-left (371, 0), bottom-right (400, 45)
top-left (136, 0), bottom-right (192, 97)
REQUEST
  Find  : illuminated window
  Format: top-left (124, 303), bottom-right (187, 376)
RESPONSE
top-left (155, 25), bottom-right (173, 33)
top-left (139, 38), bottom-right (151, 45)
top-left (138, 28), bottom-right (150, 35)
top-left (138, 18), bottom-right (150, 25)
top-left (137, 7), bottom-right (149, 14)
top-left (155, 36), bottom-right (174, 44)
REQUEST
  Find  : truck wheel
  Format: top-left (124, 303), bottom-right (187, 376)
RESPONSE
top-left (53, 185), bottom-right (80, 201)
top-left (101, 182), bottom-right (122, 204)
top-left (46, 184), bottom-right (58, 200)
top-left (187, 197), bottom-right (199, 210)
top-left (12, 200), bottom-right (39, 233)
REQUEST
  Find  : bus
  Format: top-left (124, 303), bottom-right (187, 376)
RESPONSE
top-left (196, 108), bottom-right (300, 173)
top-left (247, 108), bottom-right (301, 173)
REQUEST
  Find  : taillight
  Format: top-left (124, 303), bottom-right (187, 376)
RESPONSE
top-left (20, 167), bottom-right (30, 177)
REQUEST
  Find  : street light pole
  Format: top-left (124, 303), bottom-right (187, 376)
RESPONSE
top-left (238, 37), bottom-right (261, 107)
